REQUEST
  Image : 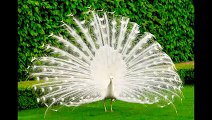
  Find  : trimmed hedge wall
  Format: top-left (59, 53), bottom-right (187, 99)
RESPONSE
top-left (177, 69), bottom-right (194, 85)
top-left (18, 81), bottom-right (44, 110)
top-left (18, 0), bottom-right (194, 81)
top-left (175, 61), bottom-right (194, 84)
top-left (18, 87), bottom-right (43, 110)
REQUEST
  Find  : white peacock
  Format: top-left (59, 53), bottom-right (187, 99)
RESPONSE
top-left (30, 10), bottom-right (183, 114)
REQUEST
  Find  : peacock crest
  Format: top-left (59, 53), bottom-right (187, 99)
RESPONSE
top-left (30, 10), bottom-right (183, 114)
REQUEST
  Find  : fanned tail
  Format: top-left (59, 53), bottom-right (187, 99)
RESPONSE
top-left (29, 10), bottom-right (183, 114)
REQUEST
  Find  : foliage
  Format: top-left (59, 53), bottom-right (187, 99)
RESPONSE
top-left (18, 87), bottom-right (43, 111)
top-left (18, 81), bottom-right (44, 111)
top-left (177, 69), bottom-right (194, 85)
top-left (18, 0), bottom-right (194, 81)
top-left (175, 61), bottom-right (194, 84)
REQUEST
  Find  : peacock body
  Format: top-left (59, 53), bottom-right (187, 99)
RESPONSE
top-left (30, 10), bottom-right (183, 113)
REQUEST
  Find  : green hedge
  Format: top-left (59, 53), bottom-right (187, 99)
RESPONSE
top-left (177, 69), bottom-right (194, 85)
top-left (18, 0), bottom-right (194, 81)
top-left (18, 81), bottom-right (44, 111)
top-left (175, 61), bottom-right (194, 84)
top-left (18, 87), bottom-right (42, 110)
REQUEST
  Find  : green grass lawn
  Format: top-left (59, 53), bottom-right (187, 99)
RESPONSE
top-left (18, 85), bottom-right (194, 120)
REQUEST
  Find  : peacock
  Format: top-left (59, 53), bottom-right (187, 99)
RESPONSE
top-left (29, 10), bottom-right (183, 114)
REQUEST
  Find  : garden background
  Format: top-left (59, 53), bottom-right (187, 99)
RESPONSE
top-left (18, 0), bottom-right (194, 120)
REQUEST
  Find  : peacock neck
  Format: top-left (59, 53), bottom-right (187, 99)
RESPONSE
top-left (105, 77), bottom-right (115, 99)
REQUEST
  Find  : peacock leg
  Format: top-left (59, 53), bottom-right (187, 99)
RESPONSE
top-left (104, 99), bottom-right (107, 112)
top-left (110, 99), bottom-right (113, 112)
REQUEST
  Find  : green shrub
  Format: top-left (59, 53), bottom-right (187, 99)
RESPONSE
top-left (18, 0), bottom-right (194, 81)
top-left (177, 69), bottom-right (194, 85)
top-left (175, 61), bottom-right (194, 85)
top-left (18, 88), bottom-right (40, 111)
top-left (18, 81), bottom-right (44, 111)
